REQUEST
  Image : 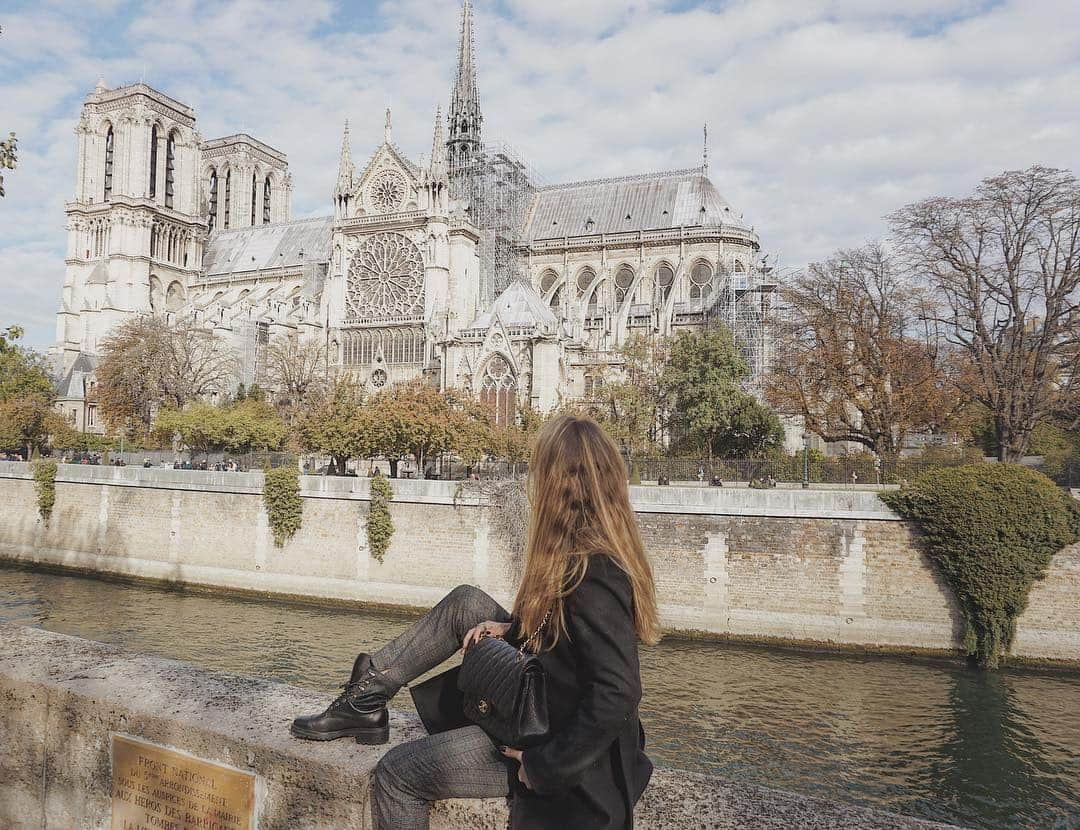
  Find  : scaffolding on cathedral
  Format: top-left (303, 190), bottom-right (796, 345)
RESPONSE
top-left (705, 256), bottom-right (779, 395)
top-left (449, 140), bottom-right (543, 306)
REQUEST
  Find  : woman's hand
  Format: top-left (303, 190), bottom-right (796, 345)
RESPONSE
top-left (462, 620), bottom-right (512, 651)
top-left (500, 746), bottom-right (532, 790)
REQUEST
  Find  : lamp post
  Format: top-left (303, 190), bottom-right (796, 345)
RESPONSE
top-left (802, 431), bottom-right (811, 490)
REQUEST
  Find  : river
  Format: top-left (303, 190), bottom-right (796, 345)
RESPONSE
top-left (0, 563), bottom-right (1077, 830)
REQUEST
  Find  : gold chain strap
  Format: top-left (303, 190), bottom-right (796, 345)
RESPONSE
top-left (518, 610), bottom-right (552, 656)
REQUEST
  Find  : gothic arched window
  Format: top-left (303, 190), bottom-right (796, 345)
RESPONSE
top-left (657, 263), bottom-right (675, 303)
top-left (104, 126), bottom-right (114, 201)
top-left (548, 285), bottom-right (562, 311)
top-left (164, 130), bottom-right (177, 208)
top-left (263, 176), bottom-right (272, 224)
top-left (734, 260), bottom-right (746, 273)
top-left (250, 172), bottom-right (258, 226)
top-left (207, 170), bottom-right (218, 232)
top-left (149, 124), bottom-right (158, 199)
top-left (690, 261), bottom-right (713, 300)
top-left (480, 355), bottom-right (517, 427)
top-left (614, 266), bottom-right (634, 306)
top-left (576, 267), bottom-right (595, 298)
top-left (223, 170), bottom-right (231, 229)
top-left (539, 270), bottom-right (558, 295)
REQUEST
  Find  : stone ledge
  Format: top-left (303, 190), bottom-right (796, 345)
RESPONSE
top-left (0, 460), bottom-right (901, 520)
top-left (0, 623), bottom-right (958, 829)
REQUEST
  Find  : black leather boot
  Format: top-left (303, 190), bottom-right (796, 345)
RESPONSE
top-left (290, 653), bottom-right (394, 745)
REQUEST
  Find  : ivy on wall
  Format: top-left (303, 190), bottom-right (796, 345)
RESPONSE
top-left (881, 464), bottom-right (1080, 668)
top-left (367, 471), bottom-right (394, 564)
top-left (263, 466), bottom-right (302, 548)
top-left (31, 458), bottom-right (57, 525)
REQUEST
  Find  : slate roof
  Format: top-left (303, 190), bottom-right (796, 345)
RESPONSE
top-left (521, 169), bottom-right (747, 242)
top-left (203, 216), bottom-right (333, 277)
top-left (56, 352), bottom-right (98, 400)
top-left (468, 279), bottom-right (558, 330)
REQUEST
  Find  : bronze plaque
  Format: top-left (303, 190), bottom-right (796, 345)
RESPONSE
top-left (111, 734), bottom-right (255, 830)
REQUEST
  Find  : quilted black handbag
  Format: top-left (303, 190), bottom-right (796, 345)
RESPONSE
top-left (458, 612), bottom-right (551, 748)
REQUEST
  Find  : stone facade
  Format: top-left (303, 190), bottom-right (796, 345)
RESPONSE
top-left (2, 462), bottom-right (1078, 664)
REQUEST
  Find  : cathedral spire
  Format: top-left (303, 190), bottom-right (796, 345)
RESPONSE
top-left (453, 0), bottom-right (479, 114)
top-left (430, 106), bottom-right (447, 179)
top-left (336, 119), bottom-right (354, 192)
top-left (447, 0), bottom-right (482, 177)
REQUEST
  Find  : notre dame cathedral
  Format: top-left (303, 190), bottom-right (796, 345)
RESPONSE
top-left (52, 0), bottom-right (771, 434)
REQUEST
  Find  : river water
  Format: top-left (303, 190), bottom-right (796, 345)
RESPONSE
top-left (1, 564), bottom-right (1077, 830)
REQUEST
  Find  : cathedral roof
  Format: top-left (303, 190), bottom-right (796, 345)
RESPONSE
top-left (55, 352), bottom-right (98, 400)
top-left (203, 217), bottom-right (333, 277)
top-left (521, 168), bottom-right (747, 241)
top-left (468, 279), bottom-right (557, 330)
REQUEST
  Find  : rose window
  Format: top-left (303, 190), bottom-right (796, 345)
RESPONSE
top-left (370, 368), bottom-right (388, 388)
top-left (346, 232), bottom-right (425, 320)
top-left (370, 172), bottom-right (406, 212)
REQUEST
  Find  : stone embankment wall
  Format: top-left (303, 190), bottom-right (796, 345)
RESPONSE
top-left (0, 623), bottom-right (958, 829)
top-left (1, 461), bottom-right (1078, 663)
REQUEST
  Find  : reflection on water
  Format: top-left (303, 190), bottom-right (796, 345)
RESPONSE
top-left (1, 564), bottom-right (1077, 830)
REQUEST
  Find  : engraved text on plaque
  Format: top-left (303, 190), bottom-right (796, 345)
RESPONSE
top-left (111, 734), bottom-right (255, 830)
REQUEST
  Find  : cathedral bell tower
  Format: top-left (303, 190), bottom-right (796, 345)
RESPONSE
top-left (55, 81), bottom-right (205, 370)
top-left (447, 0), bottom-right (482, 178)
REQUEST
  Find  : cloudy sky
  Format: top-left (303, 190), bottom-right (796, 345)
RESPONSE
top-left (1, 0), bottom-right (1078, 350)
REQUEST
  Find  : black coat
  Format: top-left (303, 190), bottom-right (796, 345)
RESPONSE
top-left (509, 553), bottom-right (653, 830)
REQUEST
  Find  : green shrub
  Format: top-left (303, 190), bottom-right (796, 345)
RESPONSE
top-left (881, 464), bottom-right (1080, 668)
top-left (367, 471), bottom-right (394, 563)
top-left (263, 466), bottom-right (302, 547)
top-left (31, 458), bottom-right (57, 525)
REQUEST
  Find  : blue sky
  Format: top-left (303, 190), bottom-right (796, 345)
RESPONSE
top-left (1, 0), bottom-right (1079, 350)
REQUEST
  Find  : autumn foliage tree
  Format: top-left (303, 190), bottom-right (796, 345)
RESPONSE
top-left (768, 243), bottom-right (959, 462)
top-left (0, 325), bottom-right (72, 458)
top-left (294, 375), bottom-right (369, 475)
top-left (890, 165), bottom-right (1080, 461)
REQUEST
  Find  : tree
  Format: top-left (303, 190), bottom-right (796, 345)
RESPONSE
top-left (0, 327), bottom-right (54, 402)
top-left (265, 336), bottom-right (327, 415)
top-left (222, 398), bottom-right (289, 454)
top-left (368, 382), bottom-right (483, 475)
top-left (0, 132), bottom-right (16, 197)
top-left (154, 399), bottom-right (287, 461)
top-left (890, 166), bottom-right (1080, 461)
top-left (665, 326), bottom-right (784, 457)
top-left (294, 376), bottom-right (368, 475)
top-left (0, 395), bottom-right (71, 459)
top-left (767, 243), bottom-right (960, 462)
top-left (97, 316), bottom-right (238, 435)
top-left (0, 325), bottom-right (70, 458)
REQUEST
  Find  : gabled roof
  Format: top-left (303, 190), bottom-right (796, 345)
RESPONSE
top-left (468, 279), bottom-right (557, 330)
top-left (357, 141), bottom-right (421, 187)
top-left (55, 352), bottom-right (98, 399)
top-left (203, 216), bottom-right (333, 277)
top-left (521, 169), bottom-right (748, 241)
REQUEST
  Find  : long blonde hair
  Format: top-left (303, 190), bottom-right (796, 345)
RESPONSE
top-left (512, 415), bottom-right (661, 649)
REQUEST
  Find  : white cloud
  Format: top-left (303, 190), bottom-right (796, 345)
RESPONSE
top-left (1, 0), bottom-right (1078, 351)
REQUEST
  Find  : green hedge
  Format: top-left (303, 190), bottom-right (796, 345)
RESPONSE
top-left (367, 471), bottom-right (394, 564)
top-left (31, 458), bottom-right (57, 525)
top-left (263, 466), bottom-right (302, 547)
top-left (881, 464), bottom-right (1080, 668)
